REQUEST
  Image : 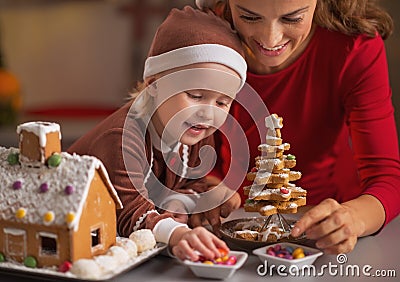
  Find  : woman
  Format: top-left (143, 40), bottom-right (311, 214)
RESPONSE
top-left (195, 0), bottom-right (400, 254)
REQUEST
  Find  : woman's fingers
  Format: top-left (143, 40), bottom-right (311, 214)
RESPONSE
top-left (291, 199), bottom-right (359, 254)
top-left (291, 198), bottom-right (340, 237)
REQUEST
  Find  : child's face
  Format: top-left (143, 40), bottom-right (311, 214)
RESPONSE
top-left (151, 63), bottom-right (238, 146)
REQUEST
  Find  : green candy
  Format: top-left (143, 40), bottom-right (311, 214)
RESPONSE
top-left (287, 154), bottom-right (296, 160)
top-left (0, 252), bottom-right (5, 262)
top-left (7, 153), bottom-right (19, 165)
top-left (48, 153), bottom-right (62, 168)
top-left (245, 199), bottom-right (254, 204)
top-left (24, 256), bottom-right (37, 268)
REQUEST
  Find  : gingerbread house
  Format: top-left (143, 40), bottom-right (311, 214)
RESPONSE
top-left (0, 121), bottom-right (123, 268)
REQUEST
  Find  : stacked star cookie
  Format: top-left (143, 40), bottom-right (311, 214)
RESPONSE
top-left (243, 114), bottom-right (307, 216)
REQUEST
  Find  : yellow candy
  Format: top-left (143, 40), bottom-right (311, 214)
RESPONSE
top-left (221, 255), bottom-right (229, 262)
top-left (16, 208), bottom-right (26, 219)
top-left (65, 212), bottom-right (75, 224)
top-left (292, 247), bottom-right (304, 257)
top-left (43, 211), bottom-right (54, 223)
top-left (203, 261), bottom-right (214, 265)
top-left (215, 258), bottom-right (223, 263)
top-left (293, 252), bottom-right (306, 259)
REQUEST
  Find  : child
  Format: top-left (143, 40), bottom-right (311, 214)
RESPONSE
top-left (68, 6), bottom-right (246, 261)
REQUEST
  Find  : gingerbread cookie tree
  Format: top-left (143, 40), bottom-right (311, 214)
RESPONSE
top-left (243, 114), bottom-right (307, 218)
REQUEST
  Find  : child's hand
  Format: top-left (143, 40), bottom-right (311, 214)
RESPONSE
top-left (190, 191), bottom-right (241, 235)
top-left (291, 198), bottom-right (362, 254)
top-left (162, 199), bottom-right (189, 224)
top-left (170, 226), bottom-right (229, 261)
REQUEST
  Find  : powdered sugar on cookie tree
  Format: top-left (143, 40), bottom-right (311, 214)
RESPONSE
top-left (243, 114), bottom-right (307, 220)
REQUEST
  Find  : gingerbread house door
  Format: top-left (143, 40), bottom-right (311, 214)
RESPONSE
top-left (3, 228), bottom-right (27, 262)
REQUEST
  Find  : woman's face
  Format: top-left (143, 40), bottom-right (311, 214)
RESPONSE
top-left (228, 0), bottom-right (317, 74)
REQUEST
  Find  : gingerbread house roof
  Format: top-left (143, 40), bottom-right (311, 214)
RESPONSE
top-left (0, 146), bottom-right (123, 231)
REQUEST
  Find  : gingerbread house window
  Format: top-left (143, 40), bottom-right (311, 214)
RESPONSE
top-left (38, 232), bottom-right (58, 256)
top-left (4, 228), bottom-right (26, 257)
top-left (91, 228), bottom-right (101, 248)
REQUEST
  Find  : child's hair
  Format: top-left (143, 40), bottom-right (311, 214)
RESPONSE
top-left (130, 6), bottom-right (247, 118)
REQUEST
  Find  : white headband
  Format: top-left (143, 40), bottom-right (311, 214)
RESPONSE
top-left (143, 44), bottom-right (247, 91)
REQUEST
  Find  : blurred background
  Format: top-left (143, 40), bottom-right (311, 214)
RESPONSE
top-left (0, 0), bottom-right (399, 150)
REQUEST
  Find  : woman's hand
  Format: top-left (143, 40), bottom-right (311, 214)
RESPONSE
top-left (170, 226), bottom-right (229, 261)
top-left (291, 198), bottom-right (365, 254)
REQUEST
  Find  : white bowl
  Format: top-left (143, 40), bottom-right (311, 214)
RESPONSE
top-left (253, 242), bottom-right (322, 271)
top-left (182, 250), bottom-right (248, 280)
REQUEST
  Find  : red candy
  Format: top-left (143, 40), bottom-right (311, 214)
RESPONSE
top-left (280, 188), bottom-right (290, 194)
top-left (58, 261), bottom-right (72, 273)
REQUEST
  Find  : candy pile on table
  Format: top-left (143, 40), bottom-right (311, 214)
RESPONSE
top-left (266, 244), bottom-right (310, 260)
top-left (195, 249), bottom-right (237, 266)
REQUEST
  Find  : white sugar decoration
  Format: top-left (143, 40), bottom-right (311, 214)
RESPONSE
top-left (17, 121), bottom-right (61, 147)
top-left (265, 114), bottom-right (283, 130)
top-left (260, 205), bottom-right (276, 212)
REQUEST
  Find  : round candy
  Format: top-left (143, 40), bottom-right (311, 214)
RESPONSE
top-left (203, 261), bottom-right (214, 265)
top-left (293, 252), bottom-right (305, 259)
top-left (40, 183), bottom-right (49, 193)
top-left (284, 254), bottom-right (293, 260)
top-left (59, 261), bottom-right (72, 273)
top-left (48, 153), bottom-right (62, 168)
top-left (226, 256), bottom-right (237, 265)
top-left (24, 256), bottom-right (37, 268)
top-left (13, 180), bottom-right (22, 190)
top-left (65, 185), bottom-right (74, 195)
top-left (15, 208), bottom-right (26, 219)
top-left (280, 188), bottom-right (290, 194)
top-left (65, 212), bottom-right (75, 224)
top-left (292, 247), bottom-right (304, 258)
top-left (285, 246), bottom-right (294, 253)
top-left (245, 199), bottom-right (254, 205)
top-left (221, 255), bottom-right (229, 262)
top-left (43, 211), bottom-right (55, 223)
top-left (7, 153), bottom-right (19, 165)
top-left (217, 248), bottom-right (228, 257)
top-left (273, 244), bottom-right (282, 252)
top-left (287, 154), bottom-right (296, 160)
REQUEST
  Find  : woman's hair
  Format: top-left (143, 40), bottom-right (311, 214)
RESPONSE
top-left (219, 0), bottom-right (393, 40)
top-left (313, 0), bottom-right (393, 40)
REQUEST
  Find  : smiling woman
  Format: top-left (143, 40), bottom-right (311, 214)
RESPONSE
top-left (196, 0), bottom-right (400, 255)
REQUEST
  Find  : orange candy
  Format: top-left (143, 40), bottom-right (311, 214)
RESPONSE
top-left (217, 248), bottom-right (228, 257)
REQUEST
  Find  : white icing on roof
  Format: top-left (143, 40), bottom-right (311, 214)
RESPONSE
top-left (16, 121), bottom-right (61, 147)
top-left (0, 146), bottom-right (122, 230)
